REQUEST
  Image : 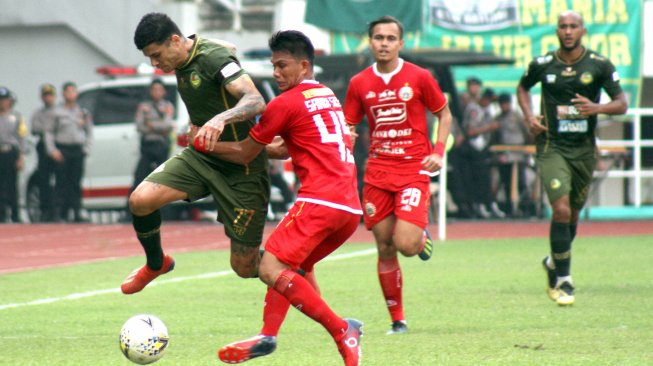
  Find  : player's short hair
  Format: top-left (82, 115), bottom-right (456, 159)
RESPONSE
top-left (134, 13), bottom-right (183, 51)
top-left (268, 30), bottom-right (315, 65)
top-left (368, 15), bottom-right (404, 40)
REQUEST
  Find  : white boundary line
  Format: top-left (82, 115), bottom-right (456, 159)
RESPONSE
top-left (0, 248), bottom-right (377, 311)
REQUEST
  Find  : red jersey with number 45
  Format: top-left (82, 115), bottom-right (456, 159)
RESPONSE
top-left (344, 59), bottom-right (448, 175)
top-left (250, 80), bottom-right (362, 214)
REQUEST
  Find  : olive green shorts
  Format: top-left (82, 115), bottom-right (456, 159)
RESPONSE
top-left (536, 149), bottom-right (596, 209)
top-left (145, 148), bottom-right (270, 246)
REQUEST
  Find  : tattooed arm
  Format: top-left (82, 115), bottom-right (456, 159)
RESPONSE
top-left (196, 74), bottom-right (266, 151)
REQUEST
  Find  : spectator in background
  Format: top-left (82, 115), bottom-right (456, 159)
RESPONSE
top-left (0, 87), bottom-right (28, 223)
top-left (492, 93), bottom-right (532, 217)
top-left (45, 82), bottom-right (93, 223)
top-left (459, 76), bottom-right (482, 111)
top-left (30, 83), bottom-right (57, 222)
top-left (444, 117), bottom-right (476, 218)
top-left (460, 88), bottom-right (505, 219)
top-left (131, 78), bottom-right (175, 192)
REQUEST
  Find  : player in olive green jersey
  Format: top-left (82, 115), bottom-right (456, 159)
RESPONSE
top-left (121, 12), bottom-right (269, 294)
top-left (517, 10), bottom-right (628, 306)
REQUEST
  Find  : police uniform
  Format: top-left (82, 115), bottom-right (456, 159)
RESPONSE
top-left (30, 84), bottom-right (57, 221)
top-left (145, 35), bottom-right (269, 246)
top-left (44, 99), bottom-right (93, 222)
top-left (0, 87), bottom-right (28, 223)
top-left (518, 48), bottom-right (623, 208)
top-left (131, 97), bottom-right (175, 191)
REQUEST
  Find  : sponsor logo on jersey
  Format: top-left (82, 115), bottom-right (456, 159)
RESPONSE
top-left (546, 74), bottom-right (556, 83)
top-left (561, 67), bottom-right (576, 77)
top-left (612, 71), bottom-right (620, 82)
top-left (378, 89), bottom-right (397, 102)
top-left (536, 55), bottom-right (553, 64)
top-left (371, 103), bottom-right (407, 126)
top-left (398, 84), bottom-right (414, 101)
top-left (190, 71), bottom-right (201, 88)
top-left (372, 128), bottom-right (413, 139)
top-left (365, 91), bottom-right (376, 99)
top-left (365, 202), bottom-right (376, 217)
top-left (302, 87), bottom-right (334, 99)
top-left (580, 72), bottom-right (593, 85)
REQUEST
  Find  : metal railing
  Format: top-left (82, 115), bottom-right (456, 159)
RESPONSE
top-left (594, 108), bottom-right (653, 207)
top-left (435, 107), bottom-right (653, 240)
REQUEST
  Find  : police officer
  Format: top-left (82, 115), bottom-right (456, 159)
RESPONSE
top-left (131, 78), bottom-right (175, 192)
top-left (45, 82), bottom-right (93, 223)
top-left (30, 83), bottom-right (57, 222)
top-left (0, 86), bottom-right (28, 223)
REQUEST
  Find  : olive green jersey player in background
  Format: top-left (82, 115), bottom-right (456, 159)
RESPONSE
top-left (121, 12), bottom-right (269, 294)
top-left (517, 10), bottom-right (628, 306)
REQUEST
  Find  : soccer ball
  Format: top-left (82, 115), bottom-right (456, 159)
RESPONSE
top-left (119, 314), bottom-right (170, 364)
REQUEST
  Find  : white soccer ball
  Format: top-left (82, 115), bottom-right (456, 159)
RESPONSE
top-left (119, 314), bottom-right (170, 364)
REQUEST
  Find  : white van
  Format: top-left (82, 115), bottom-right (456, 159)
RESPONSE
top-left (21, 61), bottom-right (281, 223)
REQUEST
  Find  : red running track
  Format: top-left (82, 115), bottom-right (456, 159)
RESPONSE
top-left (1, 220), bottom-right (652, 274)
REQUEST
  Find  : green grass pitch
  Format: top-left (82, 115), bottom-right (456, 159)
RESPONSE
top-left (1, 235), bottom-right (652, 365)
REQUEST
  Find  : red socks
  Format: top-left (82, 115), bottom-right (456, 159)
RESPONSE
top-left (260, 271), bottom-right (320, 336)
top-left (378, 256), bottom-right (404, 322)
top-left (273, 269), bottom-right (347, 339)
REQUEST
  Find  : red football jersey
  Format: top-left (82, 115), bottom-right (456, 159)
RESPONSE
top-left (250, 80), bottom-right (362, 214)
top-left (344, 59), bottom-right (447, 174)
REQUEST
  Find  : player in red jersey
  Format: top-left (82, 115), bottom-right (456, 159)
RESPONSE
top-left (191, 30), bottom-right (363, 366)
top-left (344, 15), bottom-right (452, 335)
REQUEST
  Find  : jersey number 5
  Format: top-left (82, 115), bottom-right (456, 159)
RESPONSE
top-left (312, 110), bottom-right (355, 163)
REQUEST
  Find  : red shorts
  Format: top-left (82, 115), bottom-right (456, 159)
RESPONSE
top-left (264, 201), bottom-right (360, 272)
top-left (362, 168), bottom-right (431, 230)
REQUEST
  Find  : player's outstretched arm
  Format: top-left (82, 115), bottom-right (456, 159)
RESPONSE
top-left (190, 125), bottom-right (265, 165)
top-left (571, 92), bottom-right (628, 116)
top-left (196, 74), bottom-right (266, 151)
top-left (266, 136), bottom-right (289, 160)
top-left (517, 84), bottom-right (547, 136)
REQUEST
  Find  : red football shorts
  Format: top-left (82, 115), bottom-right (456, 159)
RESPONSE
top-left (362, 168), bottom-right (431, 230)
top-left (264, 201), bottom-right (360, 272)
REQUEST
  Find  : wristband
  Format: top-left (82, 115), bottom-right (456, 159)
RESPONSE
top-left (193, 138), bottom-right (209, 153)
top-left (433, 141), bottom-right (445, 157)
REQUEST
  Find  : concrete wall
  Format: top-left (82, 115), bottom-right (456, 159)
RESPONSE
top-left (0, 0), bottom-right (198, 118)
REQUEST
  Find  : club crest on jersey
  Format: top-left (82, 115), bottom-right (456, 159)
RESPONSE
top-left (365, 91), bottom-right (376, 99)
top-left (378, 89), bottom-right (397, 102)
top-left (365, 202), bottom-right (377, 217)
top-left (561, 67), bottom-right (576, 77)
top-left (190, 71), bottom-right (201, 88)
top-left (580, 72), bottom-right (593, 85)
top-left (399, 84), bottom-right (414, 101)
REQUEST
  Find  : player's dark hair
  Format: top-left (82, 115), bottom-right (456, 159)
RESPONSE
top-left (368, 15), bottom-right (404, 40)
top-left (268, 30), bottom-right (315, 65)
top-left (134, 13), bottom-right (183, 51)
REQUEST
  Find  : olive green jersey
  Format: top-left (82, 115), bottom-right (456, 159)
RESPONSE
top-left (519, 48), bottom-right (623, 159)
top-left (175, 35), bottom-right (266, 174)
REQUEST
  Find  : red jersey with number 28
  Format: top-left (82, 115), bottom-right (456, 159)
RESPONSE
top-left (344, 59), bottom-right (447, 175)
top-left (250, 80), bottom-right (362, 214)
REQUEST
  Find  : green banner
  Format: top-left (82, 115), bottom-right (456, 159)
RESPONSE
top-left (325, 0), bottom-right (641, 106)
